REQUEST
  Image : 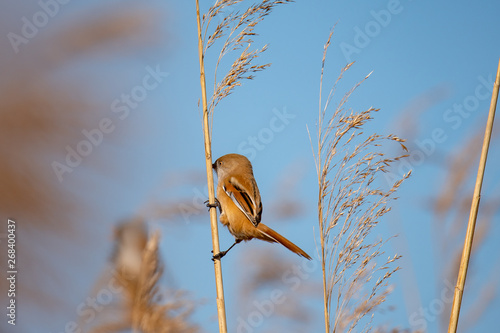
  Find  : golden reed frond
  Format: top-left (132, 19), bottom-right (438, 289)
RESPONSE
top-left (200, 0), bottom-right (293, 131)
top-left (311, 29), bottom-right (410, 333)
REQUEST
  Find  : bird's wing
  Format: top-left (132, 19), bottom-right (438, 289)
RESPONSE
top-left (223, 176), bottom-right (262, 227)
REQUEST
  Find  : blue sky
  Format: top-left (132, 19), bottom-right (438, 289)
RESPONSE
top-left (2, 1), bottom-right (500, 332)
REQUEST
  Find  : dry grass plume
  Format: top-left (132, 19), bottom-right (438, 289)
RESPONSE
top-left (311, 30), bottom-right (411, 333)
top-left (201, 0), bottom-right (292, 131)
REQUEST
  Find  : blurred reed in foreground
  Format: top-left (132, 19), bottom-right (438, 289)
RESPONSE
top-left (82, 219), bottom-right (198, 333)
top-left (0, 3), bottom-right (165, 328)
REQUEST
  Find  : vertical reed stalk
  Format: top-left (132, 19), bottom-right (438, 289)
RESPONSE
top-left (317, 31), bottom-right (332, 333)
top-left (195, 1), bottom-right (228, 332)
top-left (447, 57), bottom-right (500, 333)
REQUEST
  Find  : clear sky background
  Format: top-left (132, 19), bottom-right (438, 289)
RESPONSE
top-left (1, 1), bottom-right (500, 332)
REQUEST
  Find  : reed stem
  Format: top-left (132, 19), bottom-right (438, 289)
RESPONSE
top-left (195, 1), bottom-right (228, 332)
top-left (447, 57), bottom-right (500, 333)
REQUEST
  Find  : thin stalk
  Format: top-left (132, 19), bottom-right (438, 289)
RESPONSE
top-left (318, 29), bottom-right (334, 333)
top-left (447, 57), bottom-right (500, 333)
top-left (195, 1), bottom-right (228, 332)
top-left (319, 178), bottom-right (329, 333)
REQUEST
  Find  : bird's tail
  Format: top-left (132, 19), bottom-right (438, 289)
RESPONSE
top-left (256, 223), bottom-right (312, 260)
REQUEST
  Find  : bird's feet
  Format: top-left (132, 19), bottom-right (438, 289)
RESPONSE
top-left (211, 239), bottom-right (241, 261)
top-left (205, 198), bottom-right (220, 211)
top-left (211, 250), bottom-right (227, 261)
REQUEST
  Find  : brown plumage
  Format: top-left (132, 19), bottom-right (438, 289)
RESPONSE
top-left (212, 153), bottom-right (311, 260)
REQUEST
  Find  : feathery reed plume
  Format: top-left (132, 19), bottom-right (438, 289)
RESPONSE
top-left (310, 30), bottom-right (410, 333)
top-left (201, 0), bottom-right (292, 129)
top-left (87, 222), bottom-right (198, 333)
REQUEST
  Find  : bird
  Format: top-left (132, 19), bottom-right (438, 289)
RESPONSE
top-left (209, 153), bottom-right (311, 260)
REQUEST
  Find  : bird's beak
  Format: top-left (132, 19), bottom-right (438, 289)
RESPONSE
top-left (212, 161), bottom-right (217, 170)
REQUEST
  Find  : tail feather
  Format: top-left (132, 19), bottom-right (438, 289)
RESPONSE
top-left (257, 224), bottom-right (312, 260)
